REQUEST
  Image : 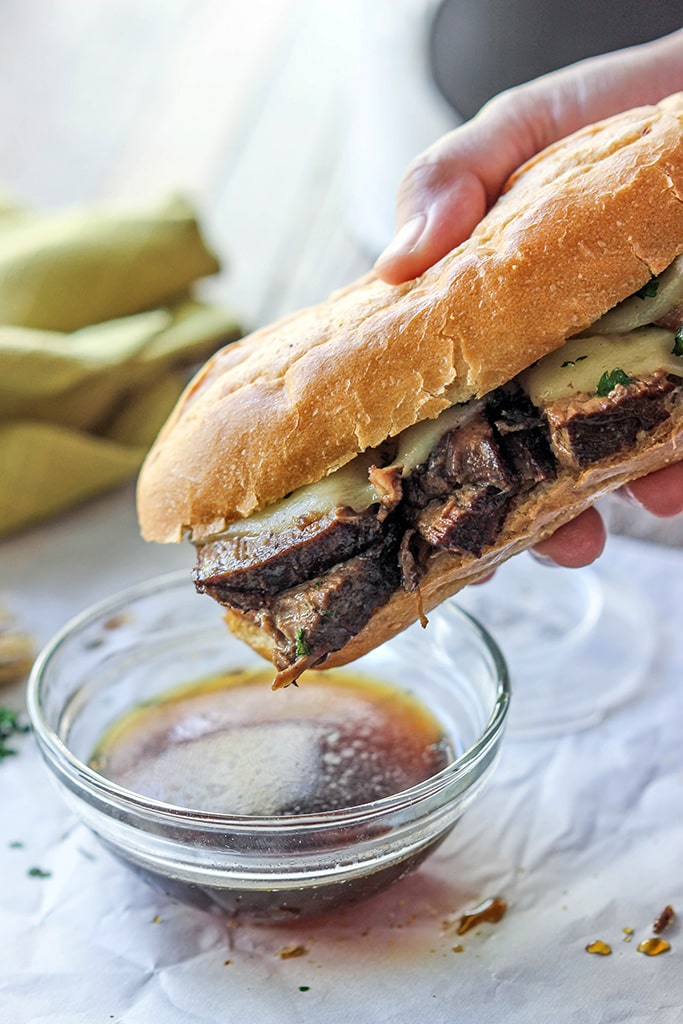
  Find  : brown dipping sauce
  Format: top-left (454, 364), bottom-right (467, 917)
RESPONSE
top-left (91, 668), bottom-right (454, 815)
top-left (90, 668), bottom-right (457, 918)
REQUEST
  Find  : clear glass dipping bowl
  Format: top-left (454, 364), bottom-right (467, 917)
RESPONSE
top-left (27, 571), bottom-right (510, 922)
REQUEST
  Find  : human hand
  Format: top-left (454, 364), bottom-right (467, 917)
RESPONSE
top-left (374, 29), bottom-right (683, 567)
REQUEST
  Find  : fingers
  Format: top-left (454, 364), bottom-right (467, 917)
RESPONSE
top-left (374, 30), bottom-right (683, 287)
top-left (373, 153), bottom-right (488, 285)
top-left (618, 462), bottom-right (683, 518)
top-left (531, 507), bottom-right (607, 568)
top-left (528, 462), bottom-right (683, 569)
top-left (373, 117), bottom-right (521, 285)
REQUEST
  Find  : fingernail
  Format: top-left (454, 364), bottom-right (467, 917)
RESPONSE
top-left (616, 485), bottom-right (645, 509)
top-left (528, 549), bottom-right (559, 568)
top-left (375, 214), bottom-right (427, 268)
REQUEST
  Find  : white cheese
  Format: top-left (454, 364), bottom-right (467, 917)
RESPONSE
top-left (390, 399), bottom-right (482, 472)
top-left (520, 326), bottom-right (682, 405)
top-left (589, 254), bottom-right (683, 333)
top-left (221, 455), bottom-right (379, 537)
top-left (212, 401), bottom-right (482, 539)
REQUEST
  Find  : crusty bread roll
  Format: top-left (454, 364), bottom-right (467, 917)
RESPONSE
top-left (138, 94), bottom-right (683, 544)
top-left (137, 94), bottom-right (683, 684)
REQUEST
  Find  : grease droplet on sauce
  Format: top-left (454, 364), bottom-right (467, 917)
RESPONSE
top-left (585, 940), bottom-right (612, 956)
top-left (456, 897), bottom-right (507, 935)
top-left (637, 937), bottom-right (671, 957)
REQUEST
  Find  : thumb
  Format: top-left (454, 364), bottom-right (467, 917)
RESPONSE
top-left (374, 152), bottom-right (488, 285)
top-left (373, 108), bottom-right (528, 285)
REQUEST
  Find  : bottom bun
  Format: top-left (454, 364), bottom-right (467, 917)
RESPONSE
top-left (221, 406), bottom-right (683, 686)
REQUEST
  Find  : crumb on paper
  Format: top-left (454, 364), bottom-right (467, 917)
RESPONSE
top-left (277, 944), bottom-right (308, 960)
top-left (653, 905), bottom-right (675, 934)
top-left (103, 614), bottom-right (133, 631)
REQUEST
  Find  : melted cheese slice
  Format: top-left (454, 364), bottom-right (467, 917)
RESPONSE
top-left (520, 326), bottom-right (683, 405)
top-left (590, 254), bottom-right (683, 333)
top-left (215, 402), bottom-right (482, 538)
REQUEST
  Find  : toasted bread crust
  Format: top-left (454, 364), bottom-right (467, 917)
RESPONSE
top-left (137, 95), bottom-right (683, 543)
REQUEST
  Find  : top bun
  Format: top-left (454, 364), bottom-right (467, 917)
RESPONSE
top-left (137, 94), bottom-right (683, 543)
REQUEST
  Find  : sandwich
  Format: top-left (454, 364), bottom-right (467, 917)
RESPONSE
top-left (137, 94), bottom-right (683, 688)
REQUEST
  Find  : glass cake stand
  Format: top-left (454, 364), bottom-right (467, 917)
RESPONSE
top-left (455, 550), bottom-right (656, 738)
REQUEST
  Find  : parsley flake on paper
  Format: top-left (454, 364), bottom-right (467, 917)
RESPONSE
top-left (0, 707), bottom-right (29, 761)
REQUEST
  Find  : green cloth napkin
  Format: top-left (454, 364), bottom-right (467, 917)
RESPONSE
top-left (0, 196), bottom-right (241, 537)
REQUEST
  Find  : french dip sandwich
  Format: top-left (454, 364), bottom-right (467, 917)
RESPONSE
top-left (137, 95), bottom-right (683, 688)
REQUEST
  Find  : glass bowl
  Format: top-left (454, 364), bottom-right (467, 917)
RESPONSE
top-left (27, 571), bottom-right (510, 922)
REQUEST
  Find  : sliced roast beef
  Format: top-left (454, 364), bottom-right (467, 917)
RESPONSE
top-left (401, 385), bottom-right (554, 558)
top-left (194, 507), bottom-right (382, 599)
top-left (443, 415), bottom-right (515, 492)
top-left (545, 372), bottom-right (675, 469)
top-left (262, 523), bottom-right (403, 672)
top-left (403, 403), bottom-right (510, 510)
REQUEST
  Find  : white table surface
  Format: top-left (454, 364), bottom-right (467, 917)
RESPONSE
top-left (2, 485), bottom-right (682, 1024)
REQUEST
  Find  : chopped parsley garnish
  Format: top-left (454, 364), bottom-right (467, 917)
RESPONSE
top-left (673, 327), bottom-right (683, 357)
top-left (295, 629), bottom-right (309, 659)
top-left (27, 867), bottom-right (51, 879)
top-left (561, 355), bottom-right (588, 368)
top-left (596, 368), bottom-right (633, 397)
top-left (0, 706), bottom-right (29, 761)
top-left (635, 278), bottom-right (659, 300)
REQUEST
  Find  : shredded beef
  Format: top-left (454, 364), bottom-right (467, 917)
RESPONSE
top-left (368, 464), bottom-right (403, 515)
top-left (415, 486), bottom-right (509, 558)
top-left (404, 384), bottom-right (555, 556)
top-left (398, 528), bottom-right (430, 592)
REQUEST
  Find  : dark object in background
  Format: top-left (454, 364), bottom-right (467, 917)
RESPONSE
top-left (430, 0), bottom-right (683, 121)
